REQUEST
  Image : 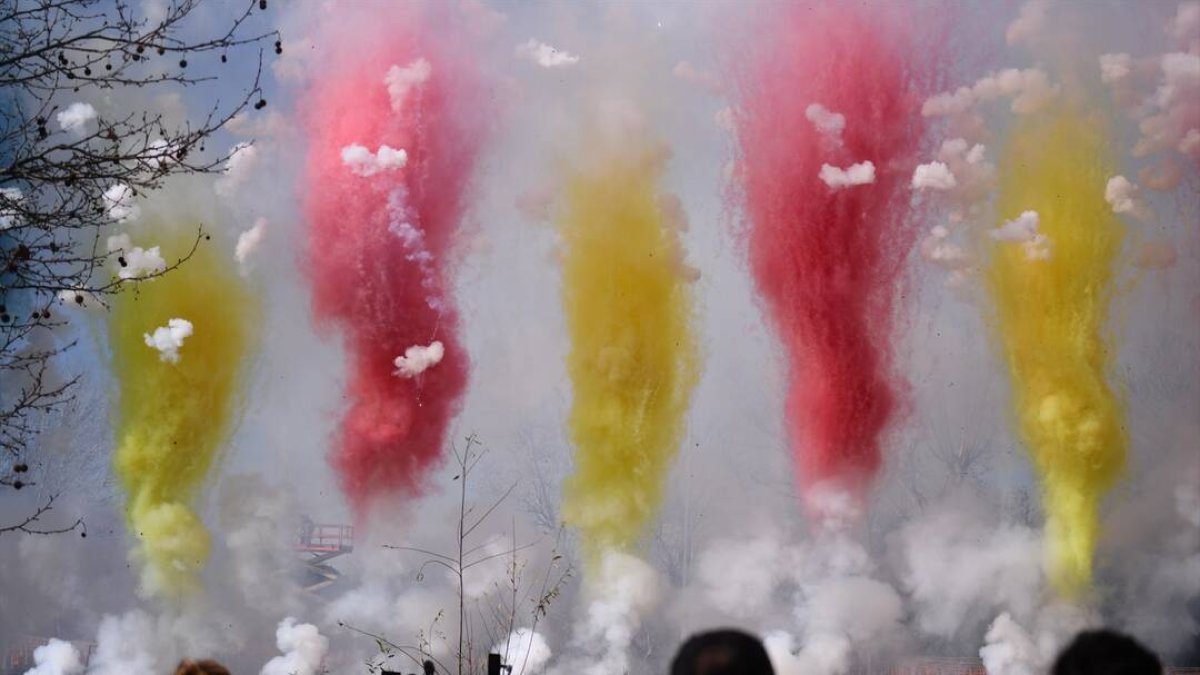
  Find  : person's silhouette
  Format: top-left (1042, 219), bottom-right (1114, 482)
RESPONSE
top-left (671, 629), bottom-right (776, 675)
top-left (1053, 629), bottom-right (1163, 675)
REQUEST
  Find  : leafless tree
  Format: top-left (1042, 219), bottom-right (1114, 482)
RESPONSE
top-left (348, 434), bottom-right (573, 675)
top-left (1, 0), bottom-right (278, 533)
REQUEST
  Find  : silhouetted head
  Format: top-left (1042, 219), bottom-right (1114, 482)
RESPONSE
top-left (423, 660), bottom-right (436, 675)
top-left (1053, 629), bottom-right (1163, 675)
top-left (671, 629), bottom-right (776, 675)
top-left (173, 659), bottom-right (231, 675)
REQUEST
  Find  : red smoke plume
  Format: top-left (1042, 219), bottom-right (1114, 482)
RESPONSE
top-left (302, 12), bottom-right (488, 515)
top-left (732, 4), bottom-right (924, 501)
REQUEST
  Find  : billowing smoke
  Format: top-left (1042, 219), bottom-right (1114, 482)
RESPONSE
top-left (516, 39), bottom-right (580, 68)
top-left (110, 232), bottom-right (255, 597)
top-left (55, 102), bottom-right (96, 136)
top-left (107, 233), bottom-right (167, 280)
top-left (23, 639), bottom-right (83, 675)
top-left (300, 2), bottom-right (490, 514)
top-left (730, 1), bottom-right (929, 505)
top-left (985, 103), bottom-right (1128, 595)
top-left (557, 120), bottom-right (700, 561)
top-left (260, 618), bottom-right (329, 675)
top-left (5, 1), bottom-right (1198, 672)
top-left (102, 184), bottom-right (140, 222)
top-left (142, 318), bottom-right (194, 364)
top-left (493, 628), bottom-right (553, 675)
top-left (552, 551), bottom-right (662, 675)
top-left (818, 160), bottom-right (876, 188)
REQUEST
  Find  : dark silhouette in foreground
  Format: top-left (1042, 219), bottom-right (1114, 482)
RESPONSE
top-left (174, 659), bottom-right (232, 675)
top-left (1053, 629), bottom-right (1163, 675)
top-left (671, 629), bottom-right (776, 675)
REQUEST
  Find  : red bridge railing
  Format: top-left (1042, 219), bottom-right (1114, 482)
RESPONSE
top-left (294, 523), bottom-right (354, 554)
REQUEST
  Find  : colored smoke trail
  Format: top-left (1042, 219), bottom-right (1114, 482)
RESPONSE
top-left (986, 103), bottom-right (1127, 595)
top-left (111, 234), bottom-right (253, 598)
top-left (732, 5), bottom-right (924, 504)
top-left (302, 11), bottom-right (488, 514)
top-left (559, 143), bottom-right (700, 559)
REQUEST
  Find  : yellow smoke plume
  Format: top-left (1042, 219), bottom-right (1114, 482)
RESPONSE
top-left (986, 104), bottom-right (1128, 596)
top-left (558, 145), bottom-right (700, 562)
top-left (110, 232), bottom-right (253, 598)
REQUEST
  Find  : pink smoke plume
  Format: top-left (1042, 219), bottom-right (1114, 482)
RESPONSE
top-left (731, 4), bottom-right (927, 505)
top-left (301, 7), bottom-right (489, 515)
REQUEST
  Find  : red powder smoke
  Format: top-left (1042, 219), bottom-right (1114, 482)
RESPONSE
top-left (302, 13), bottom-right (488, 514)
top-left (732, 4), bottom-right (925, 501)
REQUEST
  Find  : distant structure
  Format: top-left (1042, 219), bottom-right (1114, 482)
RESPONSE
top-left (292, 517), bottom-right (354, 594)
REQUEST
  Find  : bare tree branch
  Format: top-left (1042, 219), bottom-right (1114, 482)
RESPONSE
top-left (0, 493), bottom-right (85, 535)
top-left (1, 0), bottom-right (278, 532)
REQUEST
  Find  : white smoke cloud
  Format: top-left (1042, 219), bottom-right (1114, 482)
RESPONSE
top-left (88, 613), bottom-right (158, 675)
top-left (698, 533), bottom-right (796, 619)
top-left (56, 102), bottom-right (96, 135)
top-left (699, 487), bottom-right (903, 675)
top-left (215, 142), bottom-right (259, 198)
top-left (143, 138), bottom-right (181, 169)
top-left (393, 340), bottom-right (444, 378)
top-left (1104, 175), bottom-right (1152, 221)
top-left (818, 161), bottom-right (875, 189)
top-left (102, 183), bottom-right (141, 222)
top-left (493, 628), bottom-right (552, 675)
top-left (805, 103), bottom-right (845, 145)
top-left (763, 631), bottom-right (805, 675)
top-left (980, 613), bottom-right (1040, 675)
top-left (143, 318), bottom-right (194, 364)
top-left (911, 161), bottom-right (957, 190)
top-left (990, 211), bottom-right (1050, 260)
top-left (56, 288), bottom-right (102, 309)
top-left (1099, 53), bottom-right (1133, 84)
top-left (1181, 128), bottom-right (1200, 158)
top-left (218, 475), bottom-right (303, 617)
top-left (1005, 0), bottom-right (1048, 46)
top-left (235, 218), bottom-right (268, 276)
top-left (23, 639), bottom-right (83, 675)
top-left (107, 233), bottom-right (167, 280)
top-left (516, 39), bottom-right (580, 68)
top-left (798, 576), bottom-right (902, 675)
top-left (1134, 51), bottom-right (1200, 157)
top-left (922, 68), bottom-right (1058, 117)
top-left (990, 225), bottom-right (1042, 256)
top-left (554, 551), bottom-right (661, 675)
top-left (920, 225), bottom-right (971, 271)
top-left (1113, 479), bottom-right (1200, 652)
top-left (260, 617), bottom-right (329, 675)
top-left (1, 186), bottom-right (23, 230)
top-left (387, 187), bottom-right (441, 310)
top-left (897, 508), bottom-right (1044, 639)
top-left (86, 610), bottom-right (240, 675)
top-left (1169, 1), bottom-right (1200, 47)
top-left (341, 143), bottom-right (409, 177)
top-left (923, 139), bottom-right (995, 225)
top-left (980, 606), bottom-right (1093, 675)
top-left (385, 58), bottom-right (432, 113)
top-left (1155, 52), bottom-right (1200, 111)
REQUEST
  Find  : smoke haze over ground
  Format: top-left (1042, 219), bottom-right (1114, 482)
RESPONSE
top-left (1, 1), bottom-right (1198, 674)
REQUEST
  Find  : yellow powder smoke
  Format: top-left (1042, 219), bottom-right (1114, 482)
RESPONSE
top-left (986, 104), bottom-right (1127, 596)
top-left (110, 232), bottom-right (253, 598)
top-left (558, 147), bottom-right (700, 562)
